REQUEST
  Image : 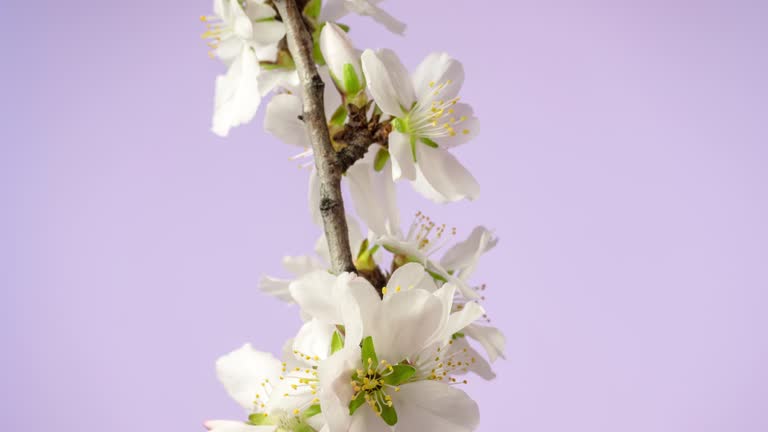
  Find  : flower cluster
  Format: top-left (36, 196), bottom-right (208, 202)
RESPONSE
top-left (200, 1), bottom-right (505, 431)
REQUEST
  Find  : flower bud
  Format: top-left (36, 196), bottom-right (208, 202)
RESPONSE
top-left (319, 22), bottom-right (364, 95)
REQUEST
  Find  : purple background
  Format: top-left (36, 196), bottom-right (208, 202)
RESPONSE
top-left (2, 0), bottom-right (767, 431)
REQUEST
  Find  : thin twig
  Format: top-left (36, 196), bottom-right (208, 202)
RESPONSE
top-left (274, 0), bottom-right (356, 275)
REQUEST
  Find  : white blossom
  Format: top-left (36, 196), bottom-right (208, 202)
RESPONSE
top-left (361, 49), bottom-right (481, 202)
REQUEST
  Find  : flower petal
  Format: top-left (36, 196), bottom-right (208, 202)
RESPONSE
top-left (264, 94), bottom-right (310, 148)
top-left (212, 46), bottom-right (261, 137)
top-left (257, 276), bottom-right (293, 302)
top-left (347, 154), bottom-right (400, 236)
top-left (411, 52), bottom-right (465, 102)
top-left (414, 145), bottom-right (479, 202)
top-left (361, 49), bottom-right (413, 116)
top-left (251, 20), bottom-right (286, 45)
top-left (204, 420), bottom-right (273, 432)
top-left (308, 168), bottom-right (321, 225)
top-left (293, 319), bottom-right (337, 363)
top-left (318, 347), bottom-right (360, 432)
top-left (334, 273), bottom-right (380, 346)
top-left (282, 255), bottom-right (325, 276)
top-left (385, 262), bottom-right (437, 299)
top-left (392, 380), bottom-right (479, 432)
top-left (289, 270), bottom-right (338, 323)
top-left (370, 289), bottom-right (443, 362)
top-left (445, 301), bottom-right (486, 338)
top-left (388, 131), bottom-right (417, 181)
top-left (440, 226), bottom-right (498, 272)
top-left (216, 344), bottom-right (283, 410)
top-left (464, 323), bottom-right (507, 363)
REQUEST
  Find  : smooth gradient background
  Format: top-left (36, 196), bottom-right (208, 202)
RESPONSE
top-left (2, 0), bottom-right (767, 431)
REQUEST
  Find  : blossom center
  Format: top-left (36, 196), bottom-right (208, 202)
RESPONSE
top-left (399, 79), bottom-right (471, 140)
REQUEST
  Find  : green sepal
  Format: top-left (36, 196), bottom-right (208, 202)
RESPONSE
top-left (303, 404), bottom-right (322, 418)
top-left (452, 332), bottom-right (465, 340)
top-left (379, 402), bottom-right (398, 426)
top-left (361, 336), bottom-right (378, 368)
top-left (248, 413), bottom-right (275, 425)
top-left (356, 238), bottom-right (370, 259)
top-left (348, 391), bottom-right (367, 415)
top-left (374, 148), bottom-right (390, 172)
top-left (295, 423), bottom-right (318, 432)
top-left (342, 63), bottom-right (363, 95)
top-left (392, 118), bottom-right (407, 133)
top-left (336, 22), bottom-right (350, 32)
top-left (420, 137), bottom-right (439, 148)
top-left (382, 364), bottom-right (416, 386)
top-left (410, 134), bottom-right (418, 162)
top-left (426, 268), bottom-right (448, 283)
top-left (330, 104), bottom-right (348, 126)
top-left (303, 0), bottom-right (322, 20)
top-left (331, 330), bottom-right (344, 354)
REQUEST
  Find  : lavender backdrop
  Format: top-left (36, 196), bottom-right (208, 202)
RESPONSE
top-left (2, 0), bottom-right (767, 431)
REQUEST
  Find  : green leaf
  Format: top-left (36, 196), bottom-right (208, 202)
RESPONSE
top-left (331, 330), bottom-right (344, 354)
top-left (361, 336), bottom-right (378, 369)
top-left (379, 402), bottom-right (398, 426)
top-left (303, 404), bottom-right (322, 418)
top-left (248, 413), bottom-right (275, 425)
top-left (348, 391), bottom-right (367, 415)
top-left (330, 104), bottom-right (348, 126)
top-left (342, 63), bottom-right (363, 95)
top-left (382, 364), bottom-right (416, 386)
top-left (303, 0), bottom-right (322, 19)
top-left (420, 137), bottom-right (439, 148)
top-left (374, 148), bottom-right (390, 172)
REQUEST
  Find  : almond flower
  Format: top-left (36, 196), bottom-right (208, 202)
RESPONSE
top-left (287, 267), bottom-right (484, 432)
top-left (206, 343), bottom-right (327, 432)
top-left (361, 50), bottom-right (481, 203)
top-left (201, 0), bottom-right (292, 136)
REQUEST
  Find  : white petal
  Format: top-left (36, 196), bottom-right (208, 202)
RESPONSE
top-left (257, 276), bottom-right (293, 302)
top-left (244, 1), bottom-right (276, 20)
top-left (334, 273), bottom-right (380, 346)
top-left (251, 21), bottom-right (286, 45)
top-left (415, 145), bottom-right (480, 202)
top-left (204, 420), bottom-right (273, 432)
top-left (282, 255), bottom-right (325, 276)
top-left (411, 52), bottom-right (465, 102)
top-left (289, 270), bottom-right (338, 323)
top-left (293, 319), bottom-right (337, 362)
top-left (216, 344), bottom-right (282, 410)
top-left (440, 226), bottom-right (498, 272)
top-left (370, 289), bottom-right (443, 362)
top-left (257, 69), bottom-right (299, 95)
top-left (388, 131), bottom-right (416, 181)
top-left (212, 46), bottom-right (261, 137)
top-left (264, 94), bottom-right (310, 148)
top-left (347, 1), bottom-right (406, 35)
top-left (464, 324), bottom-right (507, 363)
top-left (385, 262), bottom-right (436, 299)
top-left (319, 0), bottom-right (347, 22)
top-left (437, 115), bottom-right (480, 149)
top-left (347, 157), bottom-right (400, 237)
top-left (361, 49), bottom-right (412, 116)
top-left (393, 381), bottom-right (479, 432)
top-left (318, 347), bottom-right (360, 432)
top-left (450, 337), bottom-right (496, 380)
top-left (445, 301), bottom-right (486, 339)
top-left (349, 405), bottom-right (392, 432)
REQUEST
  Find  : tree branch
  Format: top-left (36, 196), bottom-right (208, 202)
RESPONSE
top-left (274, 0), bottom-right (356, 275)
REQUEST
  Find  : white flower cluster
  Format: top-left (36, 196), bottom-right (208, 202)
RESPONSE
top-left (200, 1), bottom-right (505, 431)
